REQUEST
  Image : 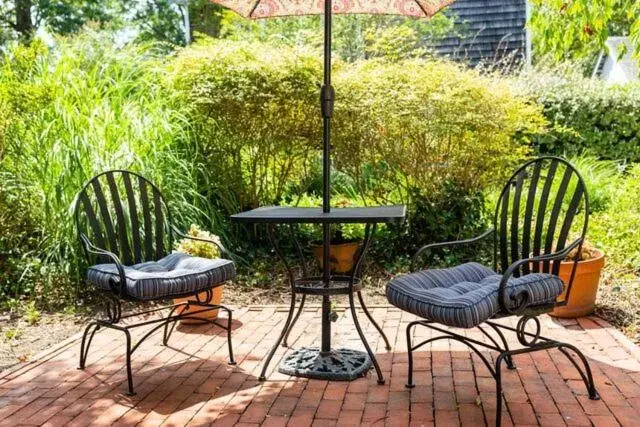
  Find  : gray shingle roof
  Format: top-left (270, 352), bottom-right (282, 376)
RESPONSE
top-left (432, 0), bottom-right (527, 65)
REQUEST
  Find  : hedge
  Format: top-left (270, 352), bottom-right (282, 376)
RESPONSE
top-left (512, 70), bottom-right (640, 161)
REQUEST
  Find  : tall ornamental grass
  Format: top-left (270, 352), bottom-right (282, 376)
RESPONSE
top-left (0, 33), bottom-right (213, 305)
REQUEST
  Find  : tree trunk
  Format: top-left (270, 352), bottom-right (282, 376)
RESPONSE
top-left (15, 0), bottom-right (34, 40)
top-left (189, 1), bottom-right (222, 39)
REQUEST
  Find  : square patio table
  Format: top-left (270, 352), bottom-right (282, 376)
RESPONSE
top-left (231, 205), bottom-right (406, 383)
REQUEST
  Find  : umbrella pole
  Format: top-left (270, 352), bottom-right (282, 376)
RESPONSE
top-left (320, 0), bottom-right (334, 356)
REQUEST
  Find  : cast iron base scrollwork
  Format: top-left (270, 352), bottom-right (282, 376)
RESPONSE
top-left (405, 318), bottom-right (599, 427)
top-left (78, 291), bottom-right (234, 396)
top-left (279, 347), bottom-right (371, 380)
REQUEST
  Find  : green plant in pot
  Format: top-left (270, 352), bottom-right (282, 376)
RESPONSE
top-left (294, 195), bottom-right (365, 274)
top-left (310, 222), bottom-right (365, 274)
top-left (174, 225), bottom-right (226, 323)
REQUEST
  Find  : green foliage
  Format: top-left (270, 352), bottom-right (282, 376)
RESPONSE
top-left (512, 68), bottom-right (640, 161)
top-left (406, 180), bottom-right (486, 251)
top-left (0, 0), bottom-right (191, 46)
top-left (169, 38), bottom-right (322, 212)
top-left (23, 301), bottom-right (40, 325)
top-left (569, 156), bottom-right (622, 213)
top-left (134, 0), bottom-right (187, 45)
top-left (530, 0), bottom-right (640, 68)
top-left (589, 164), bottom-right (640, 274)
top-left (333, 59), bottom-right (546, 205)
top-left (176, 225), bottom-right (222, 259)
top-left (0, 32), bottom-right (213, 306)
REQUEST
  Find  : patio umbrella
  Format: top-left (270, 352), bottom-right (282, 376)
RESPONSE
top-left (208, 0), bottom-right (454, 213)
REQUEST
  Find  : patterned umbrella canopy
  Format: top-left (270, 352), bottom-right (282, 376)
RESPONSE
top-left (211, 0), bottom-right (453, 19)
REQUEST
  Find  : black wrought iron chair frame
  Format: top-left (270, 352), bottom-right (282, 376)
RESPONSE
top-left (404, 157), bottom-right (599, 426)
top-left (75, 170), bottom-right (235, 395)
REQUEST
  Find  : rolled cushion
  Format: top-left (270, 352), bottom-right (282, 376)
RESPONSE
top-left (386, 262), bottom-right (564, 328)
top-left (87, 252), bottom-right (236, 301)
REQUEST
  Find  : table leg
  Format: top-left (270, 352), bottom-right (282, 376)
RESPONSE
top-left (259, 224), bottom-right (297, 381)
top-left (348, 223), bottom-right (385, 384)
top-left (279, 222), bottom-right (382, 381)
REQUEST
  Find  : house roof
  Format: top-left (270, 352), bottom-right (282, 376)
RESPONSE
top-left (432, 0), bottom-right (527, 65)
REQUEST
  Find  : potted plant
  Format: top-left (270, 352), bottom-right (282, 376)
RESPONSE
top-left (311, 195), bottom-right (366, 273)
top-left (550, 240), bottom-right (605, 318)
top-left (310, 223), bottom-right (365, 274)
top-left (174, 225), bottom-right (226, 324)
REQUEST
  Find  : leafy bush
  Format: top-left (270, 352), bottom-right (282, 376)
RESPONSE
top-left (169, 39), bottom-right (322, 213)
top-left (332, 59), bottom-right (545, 251)
top-left (511, 69), bottom-right (640, 161)
top-left (333, 59), bottom-right (546, 205)
top-left (589, 164), bottom-right (640, 273)
top-left (569, 156), bottom-right (623, 213)
top-left (0, 33), bottom-right (212, 306)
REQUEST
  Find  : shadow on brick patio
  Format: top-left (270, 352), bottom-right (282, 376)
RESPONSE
top-left (1, 306), bottom-right (639, 426)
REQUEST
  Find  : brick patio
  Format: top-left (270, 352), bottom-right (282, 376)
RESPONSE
top-left (2, 305), bottom-right (640, 426)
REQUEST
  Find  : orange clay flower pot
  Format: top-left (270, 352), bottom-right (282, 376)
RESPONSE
top-left (550, 249), bottom-right (605, 318)
top-left (311, 241), bottom-right (362, 274)
top-left (174, 286), bottom-right (224, 325)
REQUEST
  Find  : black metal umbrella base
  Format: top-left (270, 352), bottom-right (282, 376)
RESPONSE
top-left (278, 347), bottom-right (372, 381)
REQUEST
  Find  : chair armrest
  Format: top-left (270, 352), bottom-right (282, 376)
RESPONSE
top-left (498, 238), bottom-right (583, 315)
top-left (171, 225), bottom-right (230, 259)
top-left (79, 233), bottom-right (127, 297)
top-left (411, 229), bottom-right (495, 272)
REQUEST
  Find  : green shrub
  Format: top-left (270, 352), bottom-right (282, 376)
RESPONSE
top-left (333, 59), bottom-right (546, 205)
top-left (332, 59), bottom-right (545, 252)
top-left (512, 69), bottom-right (640, 161)
top-left (589, 164), bottom-right (640, 274)
top-left (0, 33), bottom-right (212, 306)
top-left (569, 156), bottom-right (623, 213)
top-left (169, 39), bottom-right (322, 213)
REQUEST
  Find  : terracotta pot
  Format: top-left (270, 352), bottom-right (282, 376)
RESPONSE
top-left (550, 249), bottom-right (605, 318)
top-left (174, 286), bottom-right (223, 325)
top-left (310, 241), bottom-right (362, 274)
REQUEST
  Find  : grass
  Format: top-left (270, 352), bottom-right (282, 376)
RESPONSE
top-left (0, 32), bottom-right (223, 306)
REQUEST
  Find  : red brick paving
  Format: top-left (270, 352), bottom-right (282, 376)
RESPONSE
top-left (2, 306), bottom-right (640, 426)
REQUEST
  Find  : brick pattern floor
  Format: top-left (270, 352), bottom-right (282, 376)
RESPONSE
top-left (2, 305), bottom-right (640, 426)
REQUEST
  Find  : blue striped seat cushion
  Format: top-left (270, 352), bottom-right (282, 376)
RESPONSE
top-left (386, 263), bottom-right (564, 328)
top-left (87, 252), bottom-right (236, 301)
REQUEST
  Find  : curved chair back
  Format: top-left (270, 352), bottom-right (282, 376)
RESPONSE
top-left (74, 170), bottom-right (173, 266)
top-left (493, 156), bottom-right (589, 294)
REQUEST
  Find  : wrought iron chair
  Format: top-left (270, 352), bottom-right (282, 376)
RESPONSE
top-left (75, 170), bottom-right (236, 395)
top-left (386, 157), bottom-right (599, 426)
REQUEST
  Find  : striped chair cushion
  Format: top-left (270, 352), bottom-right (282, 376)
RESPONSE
top-left (386, 263), bottom-right (564, 328)
top-left (87, 252), bottom-right (236, 301)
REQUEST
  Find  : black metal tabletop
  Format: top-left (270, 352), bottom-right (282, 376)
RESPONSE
top-left (230, 205), bottom-right (406, 224)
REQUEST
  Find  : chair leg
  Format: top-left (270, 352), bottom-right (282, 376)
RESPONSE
top-left (494, 352), bottom-right (508, 427)
top-left (557, 343), bottom-right (600, 400)
top-left (124, 329), bottom-right (135, 396)
top-left (220, 305), bottom-right (236, 365)
top-left (405, 321), bottom-right (420, 389)
top-left (163, 305), bottom-right (181, 346)
top-left (485, 323), bottom-right (516, 370)
top-left (78, 322), bottom-right (99, 369)
top-left (357, 291), bottom-right (392, 351)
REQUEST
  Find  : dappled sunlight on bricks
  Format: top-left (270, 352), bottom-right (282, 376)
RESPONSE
top-left (2, 308), bottom-right (640, 425)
